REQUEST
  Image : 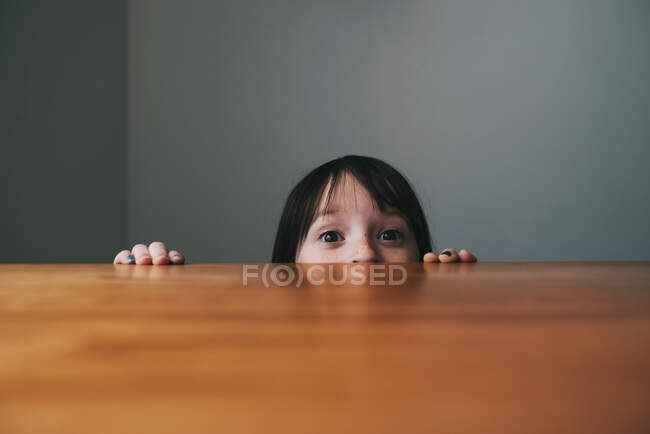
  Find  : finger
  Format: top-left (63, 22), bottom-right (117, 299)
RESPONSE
top-left (168, 250), bottom-right (185, 265)
top-left (439, 248), bottom-right (460, 263)
top-left (113, 250), bottom-right (135, 265)
top-left (132, 243), bottom-right (152, 265)
top-left (422, 252), bottom-right (439, 263)
top-left (148, 241), bottom-right (170, 265)
top-left (459, 249), bottom-right (477, 263)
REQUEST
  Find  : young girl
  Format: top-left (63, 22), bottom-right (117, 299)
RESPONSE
top-left (113, 155), bottom-right (477, 265)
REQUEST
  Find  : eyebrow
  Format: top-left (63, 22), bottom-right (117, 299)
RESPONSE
top-left (314, 208), bottom-right (344, 218)
top-left (314, 208), bottom-right (407, 220)
top-left (382, 210), bottom-right (408, 219)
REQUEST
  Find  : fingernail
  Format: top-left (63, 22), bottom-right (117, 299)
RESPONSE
top-left (127, 255), bottom-right (134, 261)
top-left (441, 251), bottom-right (451, 256)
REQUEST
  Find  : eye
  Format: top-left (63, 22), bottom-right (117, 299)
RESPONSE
top-left (378, 229), bottom-right (403, 241)
top-left (319, 231), bottom-right (344, 243)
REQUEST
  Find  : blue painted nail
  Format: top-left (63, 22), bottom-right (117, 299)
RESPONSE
top-left (127, 255), bottom-right (134, 261)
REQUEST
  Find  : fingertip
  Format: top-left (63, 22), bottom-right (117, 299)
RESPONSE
top-left (439, 249), bottom-right (459, 263)
top-left (169, 250), bottom-right (185, 265)
top-left (153, 255), bottom-right (170, 265)
top-left (114, 250), bottom-right (134, 265)
top-left (459, 249), bottom-right (477, 262)
top-left (423, 252), bottom-right (439, 263)
top-left (136, 256), bottom-right (153, 265)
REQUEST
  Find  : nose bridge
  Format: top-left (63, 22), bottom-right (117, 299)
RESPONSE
top-left (352, 235), bottom-right (379, 263)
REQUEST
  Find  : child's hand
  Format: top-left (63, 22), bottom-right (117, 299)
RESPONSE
top-left (423, 249), bottom-right (477, 263)
top-left (113, 241), bottom-right (185, 265)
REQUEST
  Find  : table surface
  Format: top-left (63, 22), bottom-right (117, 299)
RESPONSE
top-left (1, 262), bottom-right (649, 434)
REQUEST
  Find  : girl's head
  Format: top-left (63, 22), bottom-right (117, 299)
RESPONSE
top-left (272, 155), bottom-right (433, 263)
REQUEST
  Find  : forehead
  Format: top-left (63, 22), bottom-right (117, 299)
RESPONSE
top-left (315, 174), bottom-right (397, 216)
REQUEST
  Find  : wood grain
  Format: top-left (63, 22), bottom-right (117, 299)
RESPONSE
top-left (1, 262), bottom-right (649, 434)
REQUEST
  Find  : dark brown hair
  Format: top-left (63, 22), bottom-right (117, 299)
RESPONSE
top-left (271, 155), bottom-right (433, 262)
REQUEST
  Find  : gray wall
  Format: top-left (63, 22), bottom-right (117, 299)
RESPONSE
top-left (3, 1), bottom-right (649, 263)
top-left (129, 0), bottom-right (650, 262)
top-left (1, 0), bottom-right (128, 263)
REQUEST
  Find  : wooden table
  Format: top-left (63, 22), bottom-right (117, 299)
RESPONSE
top-left (1, 263), bottom-right (649, 434)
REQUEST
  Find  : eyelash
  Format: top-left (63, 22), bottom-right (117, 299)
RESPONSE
top-left (319, 231), bottom-right (344, 243)
top-left (378, 229), bottom-right (404, 241)
top-left (318, 229), bottom-right (404, 243)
